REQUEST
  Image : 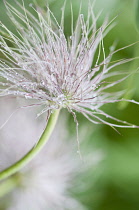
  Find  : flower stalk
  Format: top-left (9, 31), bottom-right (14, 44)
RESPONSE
top-left (0, 109), bottom-right (60, 181)
top-left (0, 176), bottom-right (17, 198)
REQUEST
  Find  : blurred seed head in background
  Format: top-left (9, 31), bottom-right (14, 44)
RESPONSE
top-left (0, 98), bottom-right (104, 210)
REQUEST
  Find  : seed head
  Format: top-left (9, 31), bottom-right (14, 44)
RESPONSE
top-left (0, 98), bottom-right (104, 210)
top-left (0, 1), bottom-right (139, 128)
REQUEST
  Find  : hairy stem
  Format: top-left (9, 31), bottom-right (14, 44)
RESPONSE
top-left (0, 109), bottom-right (60, 181)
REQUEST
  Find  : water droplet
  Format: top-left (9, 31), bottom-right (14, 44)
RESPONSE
top-left (109, 46), bottom-right (115, 52)
top-left (92, 84), bottom-right (97, 90)
top-left (29, 3), bottom-right (33, 7)
top-left (25, 95), bottom-right (31, 99)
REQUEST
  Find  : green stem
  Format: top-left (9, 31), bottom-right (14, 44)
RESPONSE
top-left (0, 176), bottom-right (17, 198)
top-left (0, 109), bottom-right (60, 181)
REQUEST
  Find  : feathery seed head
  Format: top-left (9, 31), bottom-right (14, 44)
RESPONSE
top-left (0, 99), bottom-right (103, 210)
top-left (0, 1), bottom-right (139, 128)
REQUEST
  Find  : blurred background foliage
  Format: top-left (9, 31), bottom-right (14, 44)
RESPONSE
top-left (0, 0), bottom-right (139, 209)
